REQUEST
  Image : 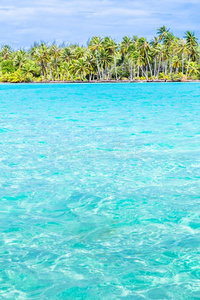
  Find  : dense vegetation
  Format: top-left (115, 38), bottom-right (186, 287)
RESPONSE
top-left (0, 27), bottom-right (200, 82)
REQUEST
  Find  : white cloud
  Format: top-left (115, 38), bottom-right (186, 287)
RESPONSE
top-left (0, 0), bottom-right (199, 47)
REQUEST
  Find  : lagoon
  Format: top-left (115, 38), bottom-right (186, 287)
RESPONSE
top-left (1, 83), bottom-right (200, 299)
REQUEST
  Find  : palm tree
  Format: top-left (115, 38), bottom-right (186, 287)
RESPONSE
top-left (157, 26), bottom-right (170, 42)
top-left (163, 32), bottom-right (175, 74)
top-left (21, 60), bottom-right (39, 81)
top-left (132, 36), bottom-right (141, 79)
top-left (74, 59), bottom-right (90, 81)
top-left (177, 39), bottom-right (187, 73)
top-left (120, 36), bottom-right (133, 57)
top-left (60, 61), bottom-right (73, 81)
top-left (130, 50), bottom-right (140, 80)
top-left (151, 37), bottom-right (160, 77)
top-left (1, 27), bottom-right (200, 82)
top-left (184, 31), bottom-right (198, 75)
top-left (88, 37), bottom-right (103, 79)
top-left (172, 56), bottom-right (181, 73)
top-left (138, 37), bottom-right (154, 80)
top-left (14, 50), bottom-right (27, 69)
top-left (73, 46), bottom-right (86, 60)
top-left (50, 44), bottom-right (61, 80)
top-left (102, 37), bottom-right (118, 79)
top-left (99, 48), bottom-right (112, 79)
top-left (120, 36), bottom-right (135, 80)
top-left (188, 61), bottom-right (199, 76)
top-left (61, 47), bottom-right (73, 63)
top-left (31, 43), bottom-right (50, 79)
top-left (85, 52), bottom-right (96, 81)
top-left (0, 45), bottom-right (12, 60)
top-left (152, 43), bottom-right (164, 79)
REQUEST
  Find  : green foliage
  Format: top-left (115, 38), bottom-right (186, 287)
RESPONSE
top-left (0, 27), bottom-right (199, 82)
top-left (0, 72), bottom-right (9, 82)
top-left (169, 73), bottom-right (182, 82)
top-left (1, 60), bottom-right (15, 74)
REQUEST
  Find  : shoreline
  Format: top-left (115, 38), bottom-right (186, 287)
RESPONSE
top-left (1, 79), bottom-right (200, 84)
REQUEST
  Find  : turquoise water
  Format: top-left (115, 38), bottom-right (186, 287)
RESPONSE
top-left (0, 83), bottom-right (200, 299)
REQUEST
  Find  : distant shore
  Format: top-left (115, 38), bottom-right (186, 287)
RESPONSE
top-left (1, 79), bottom-right (200, 84)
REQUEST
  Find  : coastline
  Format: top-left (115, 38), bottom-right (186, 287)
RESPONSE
top-left (1, 79), bottom-right (200, 84)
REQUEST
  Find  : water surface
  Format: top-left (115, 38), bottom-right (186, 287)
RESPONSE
top-left (0, 83), bottom-right (200, 299)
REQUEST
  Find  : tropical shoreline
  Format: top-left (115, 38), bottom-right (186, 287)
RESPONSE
top-left (1, 79), bottom-right (200, 84)
top-left (0, 27), bottom-right (199, 84)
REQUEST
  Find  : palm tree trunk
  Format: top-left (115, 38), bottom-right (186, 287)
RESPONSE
top-left (182, 52), bottom-right (184, 73)
top-left (56, 58), bottom-right (59, 80)
top-left (141, 66), bottom-right (148, 80)
top-left (43, 62), bottom-right (48, 80)
top-left (144, 48), bottom-right (153, 80)
top-left (186, 54), bottom-right (191, 76)
top-left (128, 57), bottom-right (132, 80)
top-left (48, 64), bottom-right (53, 81)
top-left (102, 67), bottom-right (104, 80)
top-left (95, 52), bottom-right (101, 80)
top-left (130, 63), bottom-right (133, 81)
top-left (156, 55), bottom-right (162, 80)
top-left (154, 56), bottom-right (157, 77)
top-left (107, 67), bottom-right (110, 80)
top-left (114, 55), bottom-right (117, 80)
top-left (165, 61), bottom-right (168, 76)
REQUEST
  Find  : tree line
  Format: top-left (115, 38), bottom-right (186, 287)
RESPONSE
top-left (0, 26), bottom-right (199, 82)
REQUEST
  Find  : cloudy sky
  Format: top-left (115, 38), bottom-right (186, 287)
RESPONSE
top-left (0, 0), bottom-right (199, 48)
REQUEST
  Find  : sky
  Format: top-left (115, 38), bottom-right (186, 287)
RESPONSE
top-left (0, 0), bottom-right (200, 48)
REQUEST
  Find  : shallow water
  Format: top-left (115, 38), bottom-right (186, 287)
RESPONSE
top-left (0, 83), bottom-right (200, 299)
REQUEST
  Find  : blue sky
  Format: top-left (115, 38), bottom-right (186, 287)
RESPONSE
top-left (0, 0), bottom-right (200, 48)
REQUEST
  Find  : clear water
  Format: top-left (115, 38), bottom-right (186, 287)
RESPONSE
top-left (0, 83), bottom-right (200, 299)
